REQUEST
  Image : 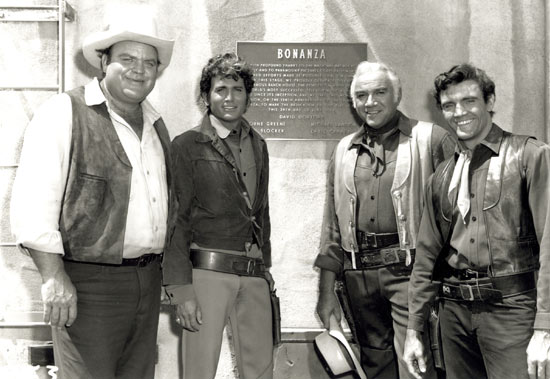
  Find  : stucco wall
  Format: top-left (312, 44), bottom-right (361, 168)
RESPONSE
top-left (0, 0), bottom-right (547, 378)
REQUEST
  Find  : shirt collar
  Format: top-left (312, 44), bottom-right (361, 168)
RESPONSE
top-left (209, 113), bottom-right (249, 139)
top-left (349, 110), bottom-right (409, 148)
top-left (454, 123), bottom-right (503, 156)
top-left (83, 78), bottom-right (161, 125)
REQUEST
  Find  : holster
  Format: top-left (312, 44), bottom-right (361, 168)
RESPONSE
top-left (428, 302), bottom-right (445, 370)
top-left (271, 289), bottom-right (282, 346)
top-left (334, 279), bottom-right (358, 343)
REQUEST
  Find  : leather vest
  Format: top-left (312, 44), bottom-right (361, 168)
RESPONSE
top-left (432, 131), bottom-right (539, 276)
top-left (59, 86), bottom-right (173, 264)
top-left (333, 118), bottom-right (434, 253)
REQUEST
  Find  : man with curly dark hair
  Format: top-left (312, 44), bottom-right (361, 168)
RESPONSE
top-left (162, 52), bottom-right (274, 379)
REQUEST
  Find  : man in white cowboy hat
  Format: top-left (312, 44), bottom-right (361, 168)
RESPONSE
top-left (10, 6), bottom-right (175, 379)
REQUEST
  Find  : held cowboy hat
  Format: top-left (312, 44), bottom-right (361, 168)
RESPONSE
top-left (82, 7), bottom-right (174, 72)
top-left (314, 315), bottom-right (367, 379)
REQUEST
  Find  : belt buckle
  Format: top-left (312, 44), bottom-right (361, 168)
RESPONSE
top-left (380, 248), bottom-right (400, 265)
top-left (365, 233), bottom-right (378, 248)
top-left (247, 259), bottom-right (256, 275)
top-left (459, 284), bottom-right (476, 301)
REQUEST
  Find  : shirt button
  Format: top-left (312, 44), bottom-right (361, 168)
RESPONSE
top-left (243, 172), bottom-right (247, 176)
top-left (470, 193), bottom-right (475, 198)
top-left (146, 170), bottom-right (150, 175)
top-left (399, 215), bottom-right (407, 221)
top-left (152, 197), bottom-right (156, 202)
top-left (470, 238), bottom-right (475, 243)
top-left (243, 191), bottom-right (248, 196)
top-left (472, 216), bottom-right (477, 222)
top-left (154, 226), bottom-right (158, 232)
top-left (370, 218), bottom-right (375, 222)
top-left (370, 195), bottom-right (375, 200)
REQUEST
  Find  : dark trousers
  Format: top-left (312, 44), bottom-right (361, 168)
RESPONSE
top-left (439, 291), bottom-right (536, 379)
top-left (52, 260), bottom-right (162, 379)
top-left (343, 264), bottom-right (436, 379)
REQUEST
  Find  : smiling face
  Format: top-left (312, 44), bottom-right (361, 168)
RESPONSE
top-left (439, 79), bottom-right (494, 149)
top-left (204, 74), bottom-right (248, 129)
top-left (352, 70), bottom-right (400, 129)
top-left (102, 41), bottom-right (159, 105)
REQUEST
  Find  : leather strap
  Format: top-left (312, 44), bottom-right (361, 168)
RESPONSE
top-left (190, 249), bottom-right (266, 277)
top-left (351, 248), bottom-right (414, 269)
top-left (357, 231), bottom-right (400, 250)
top-left (440, 271), bottom-right (536, 301)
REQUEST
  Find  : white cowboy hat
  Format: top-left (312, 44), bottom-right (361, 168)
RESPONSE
top-left (314, 315), bottom-right (367, 379)
top-left (82, 6), bottom-right (174, 72)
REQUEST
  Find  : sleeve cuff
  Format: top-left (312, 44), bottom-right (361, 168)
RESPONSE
top-left (164, 284), bottom-right (196, 305)
top-left (534, 312), bottom-right (550, 330)
top-left (314, 254), bottom-right (342, 274)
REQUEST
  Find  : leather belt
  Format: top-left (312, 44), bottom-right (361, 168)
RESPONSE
top-left (64, 253), bottom-right (162, 267)
top-left (120, 253), bottom-right (162, 267)
top-left (190, 249), bottom-right (266, 277)
top-left (440, 271), bottom-right (536, 302)
top-left (447, 267), bottom-right (489, 280)
top-left (357, 231), bottom-right (400, 250)
top-left (351, 248), bottom-right (414, 269)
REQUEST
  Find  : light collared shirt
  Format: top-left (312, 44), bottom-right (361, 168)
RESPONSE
top-left (11, 78), bottom-right (168, 258)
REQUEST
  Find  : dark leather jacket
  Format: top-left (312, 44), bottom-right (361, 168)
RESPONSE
top-left (162, 115), bottom-right (271, 286)
top-left (431, 129), bottom-right (539, 277)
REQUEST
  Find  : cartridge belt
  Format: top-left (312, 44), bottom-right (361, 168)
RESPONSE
top-left (440, 271), bottom-right (536, 302)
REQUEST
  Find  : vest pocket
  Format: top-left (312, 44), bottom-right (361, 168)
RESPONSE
top-left (64, 173), bottom-right (107, 247)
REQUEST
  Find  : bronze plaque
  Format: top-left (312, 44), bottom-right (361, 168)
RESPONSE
top-left (237, 42), bottom-right (367, 140)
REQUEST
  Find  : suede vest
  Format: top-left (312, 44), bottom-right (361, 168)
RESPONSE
top-left (432, 131), bottom-right (539, 276)
top-left (59, 86), bottom-right (173, 264)
top-left (333, 119), bottom-right (434, 253)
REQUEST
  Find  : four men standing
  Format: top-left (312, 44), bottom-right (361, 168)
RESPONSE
top-left (315, 61), bottom-right (455, 378)
top-left (9, 10), bottom-right (550, 378)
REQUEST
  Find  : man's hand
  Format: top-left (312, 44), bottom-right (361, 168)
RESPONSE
top-left (28, 248), bottom-right (77, 328)
top-left (40, 268), bottom-right (77, 328)
top-left (316, 269), bottom-right (341, 328)
top-left (317, 289), bottom-right (341, 328)
top-left (175, 297), bottom-right (202, 332)
top-left (404, 328), bottom-right (428, 379)
top-left (527, 329), bottom-right (550, 379)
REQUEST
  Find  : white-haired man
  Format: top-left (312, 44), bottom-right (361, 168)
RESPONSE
top-left (11, 9), bottom-right (175, 379)
top-left (315, 61), bottom-right (455, 378)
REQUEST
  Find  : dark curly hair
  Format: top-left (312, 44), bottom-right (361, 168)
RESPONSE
top-left (199, 53), bottom-right (255, 106)
top-left (433, 64), bottom-right (495, 114)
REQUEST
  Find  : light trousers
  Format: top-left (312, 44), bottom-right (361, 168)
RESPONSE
top-left (182, 268), bottom-right (273, 379)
